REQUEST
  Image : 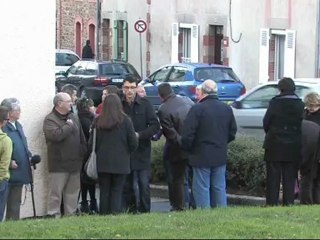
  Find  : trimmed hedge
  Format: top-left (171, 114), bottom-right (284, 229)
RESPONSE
top-left (151, 136), bottom-right (266, 196)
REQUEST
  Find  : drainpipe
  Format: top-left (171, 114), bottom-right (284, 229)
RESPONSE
top-left (316, 0), bottom-right (320, 77)
top-left (96, 0), bottom-right (101, 60)
top-left (59, 0), bottom-right (62, 48)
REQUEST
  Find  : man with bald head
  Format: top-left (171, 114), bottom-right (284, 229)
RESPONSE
top-left (181, 79), bottom-right (237, 209)
top-left (43, 92), bottom-right (87, 217)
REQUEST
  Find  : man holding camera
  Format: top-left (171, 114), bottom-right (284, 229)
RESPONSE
top-left (43, 92), bottom-right (87, 218)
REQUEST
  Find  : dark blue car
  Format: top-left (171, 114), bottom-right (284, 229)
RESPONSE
top-left (141, 63), bottom-right (246, 110)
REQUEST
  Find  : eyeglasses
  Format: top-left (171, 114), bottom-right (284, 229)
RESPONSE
top-left (123, 86), bottom-right (137, 90)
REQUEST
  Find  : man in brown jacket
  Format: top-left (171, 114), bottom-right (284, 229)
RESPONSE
top-left (43, 92), bottom-right (87, 217)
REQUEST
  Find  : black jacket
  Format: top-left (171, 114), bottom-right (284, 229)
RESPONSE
top-left (122, 95), bottom-right (160, 170)
top-left (91, 115), bottom-right (138, 174)
top-left (300, 120), bottom-right (320, 177)
top-left (263, 94), bottom-right (304, 162)
top-left (82, 45), bottom-right (94, 58)
top-left (181, 95), bottom-right (237, 168)
top-left (158, 94), bottom-right (194, 162)
top-left (78, 110), bottom-right (95, 141)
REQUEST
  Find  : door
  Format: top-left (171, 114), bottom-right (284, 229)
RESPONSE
top-left (143, 66), bottom-right (173, 109)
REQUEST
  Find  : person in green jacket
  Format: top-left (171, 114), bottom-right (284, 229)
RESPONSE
top-left (0, 106), bottom-right (12, 222)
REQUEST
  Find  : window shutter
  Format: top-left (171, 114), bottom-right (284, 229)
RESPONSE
top-left (123, 21), bottom-right (128, 61)
top-left (190, 24), bottom-right (199, 62)
top-left (284, 30), bottom-right (296, 78)
top-left (171, 23), bottom-right (179, 63)
top-left (259, 28), bottom-right (270, 83)
top-left (113, 20), bottom-right (118, 60)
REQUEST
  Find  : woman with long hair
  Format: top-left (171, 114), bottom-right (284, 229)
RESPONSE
top-left (90, 94), bottom-right (138, 214)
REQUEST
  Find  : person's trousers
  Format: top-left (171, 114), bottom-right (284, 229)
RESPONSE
top-left (98, 172), bottom-right (127, 215)
top-left (0, 180), bottom-right (8, 222)
top-left (192, 165), bottom-right (227, 209)
top-left (81, 181), bottom-right (96, 202)
top-left (266, 161), bottom-right (298, 206)
top-left (300, 163), bottom-right (320, 204)
top-left (169, 160), bottom-right (186, 211)
top-left (133, 169), bottom-right (151, 213)
top-left (47, 172), bottom-right (80, 217)
top-left (6, 184), bottom-right (23, 220)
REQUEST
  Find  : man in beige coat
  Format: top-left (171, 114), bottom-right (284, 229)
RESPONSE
top-left (43, 92), bottom-right (87, 217)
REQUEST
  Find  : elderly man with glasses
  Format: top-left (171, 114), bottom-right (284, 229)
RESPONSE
top-left (43, 92), bottom-right (87, 218)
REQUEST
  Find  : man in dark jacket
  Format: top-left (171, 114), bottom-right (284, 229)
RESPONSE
top-left (300, 119), bottom-right (320, 204)
top-left (1, 98), bottom-right (32, 220)
top-left (157, 83), bottom-right (194, 211)
top-left (181, 80), bottom-right (237, 209)
top-left (82, 40), bottom-right (94, 59)
top-left (263, 77), bottom-right (304, 206)
top-left (43, 92), bottom-right (87, 217)
top-left (121, 76), bottom-right (160, 213)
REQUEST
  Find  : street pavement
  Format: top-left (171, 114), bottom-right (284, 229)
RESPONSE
top-left (151, 198), bottom-right (171, 213)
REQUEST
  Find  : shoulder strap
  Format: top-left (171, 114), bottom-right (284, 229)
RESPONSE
top-left (92, 128), bottom-right (96, 151)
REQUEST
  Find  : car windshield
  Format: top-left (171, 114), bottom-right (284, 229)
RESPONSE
top-left (194, 67), bottom-right (240, 83)
top-left (56, 53), bottom-right (79, 66)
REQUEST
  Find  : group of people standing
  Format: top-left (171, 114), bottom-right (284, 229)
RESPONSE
top-left (263, 77), bottom-right (320, 206)
top-left (43, 77), bottom-right (160, 217)
top-left (2, 75), bottom-right (319, 222)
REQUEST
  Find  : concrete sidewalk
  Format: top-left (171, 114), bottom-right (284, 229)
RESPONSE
top-left (151, 184), bottom-right (267, 206)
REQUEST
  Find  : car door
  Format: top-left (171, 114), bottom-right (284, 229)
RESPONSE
top-left (166, 66), bottom-right (189, 96)
top-left (65, 61), bottom-right (88, 87)
top-left (143, 66), bottom-right (173, 109)
top-left (232, 84), bottom-right (279, 140)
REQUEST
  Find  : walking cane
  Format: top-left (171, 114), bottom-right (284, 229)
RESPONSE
top-left (29, 155), bottom-right (41, 218)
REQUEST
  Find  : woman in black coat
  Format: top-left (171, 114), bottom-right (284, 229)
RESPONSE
top-left (77, 97), bottom-right (97, 214)
top-left (263, 77), bottom-right (304, 206)
top-left (90, 94), bottom-right (138, 215)
top-left (300, 92), bottom-right (320, 204)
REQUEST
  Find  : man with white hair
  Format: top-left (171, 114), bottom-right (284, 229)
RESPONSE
top-left (43, 92), bottom-right (87, 217)
top-left (181, 79), bottom-right (237, 209)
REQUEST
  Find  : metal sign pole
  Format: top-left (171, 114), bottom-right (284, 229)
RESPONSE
top-left (139, 33), bottom-right (143, 78)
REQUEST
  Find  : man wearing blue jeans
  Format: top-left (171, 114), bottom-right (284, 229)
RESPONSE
top-left (0, 106), bottom-right (12, 222)
top-left (181, 80), bottom-right (237, 209)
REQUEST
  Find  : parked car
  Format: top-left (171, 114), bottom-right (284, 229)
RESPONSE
top-left (55, 59), bottom-right (141, 105)
top-left (55, 49), bottom-right (80, 74)
top-left (141, 63), bottom-right (246, 110)
top-left (232, 78), bottom-right (320, 140)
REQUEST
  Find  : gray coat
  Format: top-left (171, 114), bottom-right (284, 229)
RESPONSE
top-left (43, 108), bottom-right (87, 173)
top-left (158, 94), bottom-right (194, 162)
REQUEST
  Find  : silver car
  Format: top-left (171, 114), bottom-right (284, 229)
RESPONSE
top-left (232, 78), bottom-right (320, 140)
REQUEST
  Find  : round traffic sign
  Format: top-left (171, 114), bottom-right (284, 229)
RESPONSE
top-left (134, 19), bottom-right (147, 33)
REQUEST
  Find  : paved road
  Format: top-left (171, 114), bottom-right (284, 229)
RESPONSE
top-left (151, 198), bottom-right (171, 213)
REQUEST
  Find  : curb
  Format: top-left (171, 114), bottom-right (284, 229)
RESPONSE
top-left (151, 184), bottom-right (263, 206)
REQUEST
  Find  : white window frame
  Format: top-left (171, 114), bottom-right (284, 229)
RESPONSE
top-left (171, 23), bottom-right (199, 63)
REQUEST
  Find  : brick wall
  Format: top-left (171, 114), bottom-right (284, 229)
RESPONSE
top-left (56, 0), bottom-right (96, 53)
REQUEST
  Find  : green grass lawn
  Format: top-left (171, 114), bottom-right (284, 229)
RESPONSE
top-left (1, 205), bottom-right (319, 239)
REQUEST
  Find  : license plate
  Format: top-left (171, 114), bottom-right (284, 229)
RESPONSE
top-left (112, 79), bottom-right (123, 83)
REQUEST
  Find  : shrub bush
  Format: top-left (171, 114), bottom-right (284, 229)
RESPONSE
top-left (151, 135), bottom-right (266, 196)
top-left (151, 138), bottom-right (166, 182)
top-left (227, 135), bottom-right (266, 196)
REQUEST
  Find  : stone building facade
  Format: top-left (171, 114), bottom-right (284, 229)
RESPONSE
top-left (56, 0), bottom-right (97, 57)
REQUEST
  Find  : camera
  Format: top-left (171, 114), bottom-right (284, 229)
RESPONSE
top-left (30, 155), bottom-right (41, 170)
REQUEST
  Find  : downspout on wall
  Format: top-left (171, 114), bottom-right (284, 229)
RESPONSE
top-left (316, 0), bottom-right (320, 77)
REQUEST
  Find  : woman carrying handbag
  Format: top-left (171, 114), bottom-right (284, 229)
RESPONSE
top-left (89, 94), bottom-right (138, 215)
